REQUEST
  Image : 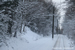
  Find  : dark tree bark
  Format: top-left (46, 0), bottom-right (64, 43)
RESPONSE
top-left (13, 31), bottom-right (17, 37)
top-left (23, 24), bottom-right (25, 32)
top-left (8, 20), bottom-right (13, 35)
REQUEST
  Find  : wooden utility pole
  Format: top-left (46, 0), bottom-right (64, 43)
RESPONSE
top-left (57, 19), bottom-right (58, 34)
top-left (52, 5), bottom-right (55, 39)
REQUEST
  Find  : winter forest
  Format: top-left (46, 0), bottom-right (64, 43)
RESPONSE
top-left (0, 0), bottom-right (75, 50)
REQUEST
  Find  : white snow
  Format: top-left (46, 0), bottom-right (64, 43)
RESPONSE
top-left (0, 27), bottom-right (73, 50)
top-left (0, 27), bottom-right (42, 50)
top-left (21, 27), bottom-right (42, 42)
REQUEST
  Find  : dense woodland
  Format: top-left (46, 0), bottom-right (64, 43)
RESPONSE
top-left (0, 0), bottom-right (56, 46)
top-left (64, 0), bottom-right (75, 44)
top-left (0, 0), bottom-right (75, 47)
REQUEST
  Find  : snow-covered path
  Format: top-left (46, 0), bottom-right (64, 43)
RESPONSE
top-left (0, 34), bottom-right (73, 50)
top-left (25, 35), bottom-right (58, 50)
top-left (52, 35), bottom-right (72, 50)
top-left (25, 35), bottom-right (72, 50)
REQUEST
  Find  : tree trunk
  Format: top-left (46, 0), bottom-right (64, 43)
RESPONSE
top-left (13, 31), bottom-right (17, 37)
top-left (20, 23), bottom-right (22, 33)
top-left (23, 24), bottom-right (25, 32)
top-left (13, 26), bottom-right (18, 37)
top-left (8, 20), bottom-right (13, 36)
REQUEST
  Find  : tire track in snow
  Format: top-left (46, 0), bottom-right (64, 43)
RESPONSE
top-left (63, 35), bottom-right (65, 50)
top-left (52, 35), bottom-right (60, 50)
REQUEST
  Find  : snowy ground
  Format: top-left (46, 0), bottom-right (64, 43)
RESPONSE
top-left (0, 27), bottom-right (74, 50)
top-left (0, 35), bottom-right (58, 50)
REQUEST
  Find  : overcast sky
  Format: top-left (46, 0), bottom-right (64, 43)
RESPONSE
top-left (45, 0), bottom-right (67, 29)
top-left (52, 0), bottom-right (65, 3)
